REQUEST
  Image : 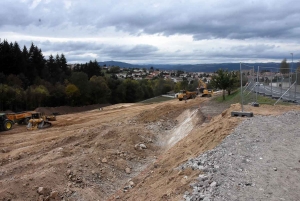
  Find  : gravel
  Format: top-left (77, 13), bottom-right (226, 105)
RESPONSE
top-left (180, 110), bottom-right (300, 201)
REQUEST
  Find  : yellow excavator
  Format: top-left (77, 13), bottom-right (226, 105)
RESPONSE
top-left (27, 112), bottom-right (52, 130)
top-left (197, 79), bottom-right (213, 97)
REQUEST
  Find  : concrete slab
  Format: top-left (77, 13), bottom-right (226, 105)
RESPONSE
top-left (251, 102), bottom-right (260, 107)
top-left (231, 111), bottom-right (254, 117)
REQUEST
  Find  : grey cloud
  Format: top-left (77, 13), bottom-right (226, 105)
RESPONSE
top-left (19, 40), bottom-right (159, 62)
top-left (2, 0), bottom-right (300, 40)
top-left (103, 44), bottom-right (158, 57)
top-left (20, 39), bottom-right (292, 64)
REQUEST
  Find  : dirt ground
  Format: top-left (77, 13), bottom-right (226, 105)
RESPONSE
top-left (0, 96), bottom-right (299, 201)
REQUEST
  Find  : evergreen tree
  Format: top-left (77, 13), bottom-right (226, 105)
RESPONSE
top-left (279, 59), bottom-right (290, 75)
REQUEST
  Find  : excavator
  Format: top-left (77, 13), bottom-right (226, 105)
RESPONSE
top-left (197, 79), bottom-right (213, 97)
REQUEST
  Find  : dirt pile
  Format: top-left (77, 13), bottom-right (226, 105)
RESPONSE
top-left (0, 96), bottom-right (299, 201)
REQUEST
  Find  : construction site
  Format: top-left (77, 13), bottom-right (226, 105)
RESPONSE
top-left (0, 94), bottom-right (300, 201)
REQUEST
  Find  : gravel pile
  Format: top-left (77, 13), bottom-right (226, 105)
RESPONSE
top-left (180, 111), bottom-right (300, 201)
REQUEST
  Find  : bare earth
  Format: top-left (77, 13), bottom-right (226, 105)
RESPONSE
top-left (0, 97), bottom-right (299, 201)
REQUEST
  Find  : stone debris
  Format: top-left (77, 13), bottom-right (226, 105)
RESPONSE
top-left (180, 111), bottom-right (300, 201)
top-left (125, 167), bottom-right (131, 174)
top-left (139, 144), bottom-right (147, 149)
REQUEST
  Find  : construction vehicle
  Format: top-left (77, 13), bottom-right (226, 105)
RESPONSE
top-left (7, 111), bottom-right (56, 124)
top-left (197, 79), bottom-right (214, 97)
top-left (27, 112), bottom-right (52, 130)
top-left (177, 90), bottom-right (197, 101)
top-left (6, 111), bottom-right (34, 125)
top-left (0, 113), bottom-right (14, 131)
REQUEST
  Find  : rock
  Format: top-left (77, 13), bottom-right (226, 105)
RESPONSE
top-left (210, 181), bottom-right (217, 188)
top-left (37, 187), bottom-right (46, 195)
top-left (125, 167), bottom-right (131, 174)
top-left (129, 181), bottom-right (134, 187)
top-left (67, 169), bottom-right (72, 175)
top-left (50, 191), bottom-right (58, 198)
top-left (102, 158), bottom-right (108, 163)
top-left (273, 167), bottom-right (277, 171)
top-left (139, 144), bottom-right (147, 149)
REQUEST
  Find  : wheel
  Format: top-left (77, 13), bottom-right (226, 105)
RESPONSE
top-left (3, 120), bottom-right (13, 131)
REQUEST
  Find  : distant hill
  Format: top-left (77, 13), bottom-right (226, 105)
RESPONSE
top-left (98, 61), bottom-right (143, 68)
top-left (98, 61), bottom-right (282, 72)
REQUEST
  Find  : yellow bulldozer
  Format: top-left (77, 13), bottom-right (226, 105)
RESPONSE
top-left (197, 79), bottom-right (213, 97)
top-left (26, 112), bottom-right (53, 130)
top-left (177, 90), bottom-right (197, 101)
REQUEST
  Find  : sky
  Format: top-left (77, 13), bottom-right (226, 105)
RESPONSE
top-left (1, 0), bottom-right (300, 65)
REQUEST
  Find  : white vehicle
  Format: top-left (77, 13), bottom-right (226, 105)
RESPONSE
top-left (255, 82), bottom-right (263, 86)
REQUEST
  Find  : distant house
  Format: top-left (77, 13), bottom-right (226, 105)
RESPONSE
top-left (172, 77), bottom-right (183, 83)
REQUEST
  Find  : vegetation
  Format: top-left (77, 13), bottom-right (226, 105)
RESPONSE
top-left (279, 59), bottom-right (290, 75)
top-left (210, 69), bottom-right (240, 100)
top-left (0, 40), bottom-right (197, 111)
top-left (215, 89), bottom-right (292, 106)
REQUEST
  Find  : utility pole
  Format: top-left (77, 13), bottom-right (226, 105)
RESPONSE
top-left (291, 53), bottom-right (296, 100)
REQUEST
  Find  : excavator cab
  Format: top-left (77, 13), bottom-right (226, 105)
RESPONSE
top-left (27, 112), bottom-right (52, 130)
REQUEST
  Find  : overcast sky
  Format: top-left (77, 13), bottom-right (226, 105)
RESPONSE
top-left (1, 0), bottom-right (300, 65)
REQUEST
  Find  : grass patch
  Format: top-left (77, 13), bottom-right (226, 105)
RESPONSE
top-left (140, 96), bottom-right (174, 103)
top-left (213, 89), bottom-right (293, 106)
top-left (214, 90), bottom-right (240, 104)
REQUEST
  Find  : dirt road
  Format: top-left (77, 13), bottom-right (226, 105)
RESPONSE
top-left (0, 97), bottom-right (299, 201)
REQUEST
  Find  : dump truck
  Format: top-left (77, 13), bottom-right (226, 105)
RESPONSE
top-left (6, 111), bottom-right (33, 125)
top-left (0, 113), bottom-right (14, 131)
top-left (177, 90), bottom-right (197, 101)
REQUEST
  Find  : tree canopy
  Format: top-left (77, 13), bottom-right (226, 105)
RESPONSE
top-left (210, 69), bottom-right (239, 100)
top-left (279, 59), bottom-right (290, 75)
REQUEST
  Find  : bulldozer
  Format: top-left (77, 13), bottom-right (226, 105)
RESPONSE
top-left (197, 79), bottom-right (213, 97)
top-left (177, 90), bottom-right (197, 101)
top-left (27, 112), bottom-right (52, 130)
top-left (0, 113), bottom-right (14, 131)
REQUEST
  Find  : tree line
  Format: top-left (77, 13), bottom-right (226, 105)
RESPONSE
top-left (0, 40), bottom-right (180, 111)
